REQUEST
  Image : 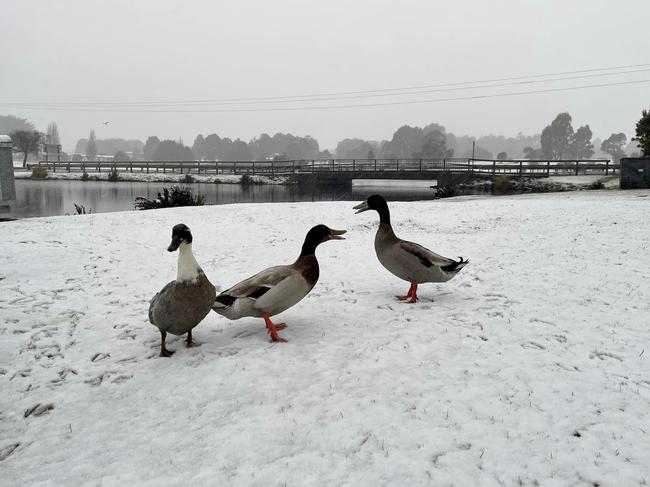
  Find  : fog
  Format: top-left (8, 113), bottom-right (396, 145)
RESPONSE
top-left (1, 0), bottom-right (648, 152)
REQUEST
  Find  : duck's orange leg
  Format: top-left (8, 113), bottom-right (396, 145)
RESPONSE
top-left (263, 312), bottom-right (288, 343)
top-left (399, 282), bottom-right (419, 304)
top-left (396, 282), bottom-right (418, 303)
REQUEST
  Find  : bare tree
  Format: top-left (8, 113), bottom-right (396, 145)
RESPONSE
top-left (10, 130), bottom-right (43, 167)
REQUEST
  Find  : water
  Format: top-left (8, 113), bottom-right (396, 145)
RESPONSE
top-left (8, 179), bottom-right (442, 219)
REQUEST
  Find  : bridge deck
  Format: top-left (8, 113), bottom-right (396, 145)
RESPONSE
top-left (36, 158), bottom-right (617, 179)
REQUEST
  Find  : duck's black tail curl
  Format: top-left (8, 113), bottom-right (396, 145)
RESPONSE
top-left (441, 256), bottom-right (469, 272)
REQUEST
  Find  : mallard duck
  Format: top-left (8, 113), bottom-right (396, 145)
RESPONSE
top-left (353, 194), bottom-right (468, 303)
top-left (149, 224), bottom-right (216, 357)
top-left (212, 224), bottom-right (346, 342)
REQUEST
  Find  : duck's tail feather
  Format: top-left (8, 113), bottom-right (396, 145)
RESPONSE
top-left (441, 256), bottom-right (469, 273)
top-left (213, 293), bottom-right (236, 309)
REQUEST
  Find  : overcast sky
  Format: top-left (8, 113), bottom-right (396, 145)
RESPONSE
top-left (1, 0), bottom-right (648, 152)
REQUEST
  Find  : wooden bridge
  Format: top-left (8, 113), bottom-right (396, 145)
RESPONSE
top-left (36, 158), bottom-right (616, 183)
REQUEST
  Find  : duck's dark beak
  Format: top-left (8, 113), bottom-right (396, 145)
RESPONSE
top-left (328, 228), bottom-right (346, 240)
top-left (353, 201), bottom-right (370, 214)
top-left (167, 236), bottom-right (182, 252)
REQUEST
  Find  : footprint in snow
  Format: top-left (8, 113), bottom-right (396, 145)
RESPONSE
top-left (589, 350), bottom-right (623, 361)
top-left (0, 443), bottom-right (20, 462)
top-left (91, 352), bottom-right (111, 362)
top-left (24, 403), bottom-right (55, 418)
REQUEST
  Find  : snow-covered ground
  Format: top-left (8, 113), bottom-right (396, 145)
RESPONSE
top-left (1, 191), bottom-right (649, 486)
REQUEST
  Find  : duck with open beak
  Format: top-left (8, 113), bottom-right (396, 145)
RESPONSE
top-left (354, 195), bottom-right (468, 303)
top-left (212, 225), bottom-right (346, 342)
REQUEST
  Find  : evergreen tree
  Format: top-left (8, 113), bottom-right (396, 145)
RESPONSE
top-left (601, 133), bottom-right (627, 163)
top-left (46, 122), bottom-right (61, 146)
top-left (143, 136), bottom-right (160, 160)
top-left (633, 109), bottom-right (650, 156)
top-left (541, 113), bottom-right (574, 160)
top-left (569, 125), bottom-right (594, 159)
top-left (523, 146), bottom-right (544, 159)
top-left (86, 130), bottom-right (98, 159)
top-left (113, 150), bottom-right (130, 161)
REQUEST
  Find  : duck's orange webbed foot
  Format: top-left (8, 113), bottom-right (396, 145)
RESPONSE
top-left (398, 283), bottom-right (418, 304)
top-left (263, 313), bottom-right (288, 343)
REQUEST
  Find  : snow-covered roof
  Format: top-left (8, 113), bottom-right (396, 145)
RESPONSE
top-left (0, 134), bottom-right (12, 144)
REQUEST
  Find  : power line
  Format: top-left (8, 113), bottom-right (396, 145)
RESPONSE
top-left (1, 62), bottom-right (649, 108)
top-left (3, 67), bottom-right (650, 108)
top-left (4, 78), bottom-right (649, 113)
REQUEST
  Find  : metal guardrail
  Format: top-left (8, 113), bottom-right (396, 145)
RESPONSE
top-left (35, 158), bottom-right (618, 177)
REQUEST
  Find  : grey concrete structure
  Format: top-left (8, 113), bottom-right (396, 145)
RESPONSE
top-left (0, 134), bottom-right (17, 204)
top-left (620, 158), bottom-right (650, 189)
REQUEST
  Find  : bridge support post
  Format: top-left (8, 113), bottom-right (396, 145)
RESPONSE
top-left (0, 135), bottom-right (16, 210)
top-left (575, 160), bottom-right (579, 175)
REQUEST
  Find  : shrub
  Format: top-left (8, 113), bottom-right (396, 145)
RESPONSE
top-left (240, 174), bottom-right (254, 186)
top-left (493, 176), bottom-right (511, 195)
top-left (80, 172), bottom-right (90, 181)
top-left (107, 169), bottom-right (120, 182)
top-left (73, 203), bottom-right (92, 214)
top-left (31, 167), bottom-right (48, 179)
top-left (134, 185), bottom-right (205, 210)
top-left (181, 174), bottom-right (195, 184)
top-left (587, 180), bottom-right (605, 190)
top-left (431, 170), bottom-right (470, 199)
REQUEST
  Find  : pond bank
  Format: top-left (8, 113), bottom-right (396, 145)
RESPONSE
top-left (14, 169), bottom-right (290, 185)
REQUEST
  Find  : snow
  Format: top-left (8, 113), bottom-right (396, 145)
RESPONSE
top-left (1, 190), bottom-right (649, 485)
top-left (13, 170), bottom-right (289, 185)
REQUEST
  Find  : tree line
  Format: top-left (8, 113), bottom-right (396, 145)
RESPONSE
top-left (3, 110), bottom-right (650, 166)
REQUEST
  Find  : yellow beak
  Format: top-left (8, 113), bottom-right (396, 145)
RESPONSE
top-left (353, 201), bottom-right (369, 214)
top-left (329, 228), bottom-right (346, 240)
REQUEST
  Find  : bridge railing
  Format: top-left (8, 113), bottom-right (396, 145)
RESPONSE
top-left (35, 158), bottom-right (617, 177)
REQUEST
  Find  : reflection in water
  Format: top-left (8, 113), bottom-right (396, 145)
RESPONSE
top-left (10, 179), bottom-right (442, 219)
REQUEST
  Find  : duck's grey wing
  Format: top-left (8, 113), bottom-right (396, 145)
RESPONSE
top-left (398, 240), bottom-right (467, 271)
top-left (215, 265), bottom-right (292, 306)
top-left (149, 281), bottom-right (175, 324)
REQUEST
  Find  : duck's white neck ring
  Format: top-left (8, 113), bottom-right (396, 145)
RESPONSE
top-left (177, 242), bottom-right (201, 282)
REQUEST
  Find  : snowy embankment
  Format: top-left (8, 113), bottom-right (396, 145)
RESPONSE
top-left (1, 191), bottom-right (649, 485)
top-left (14, 170), bottom-right (290, 185)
